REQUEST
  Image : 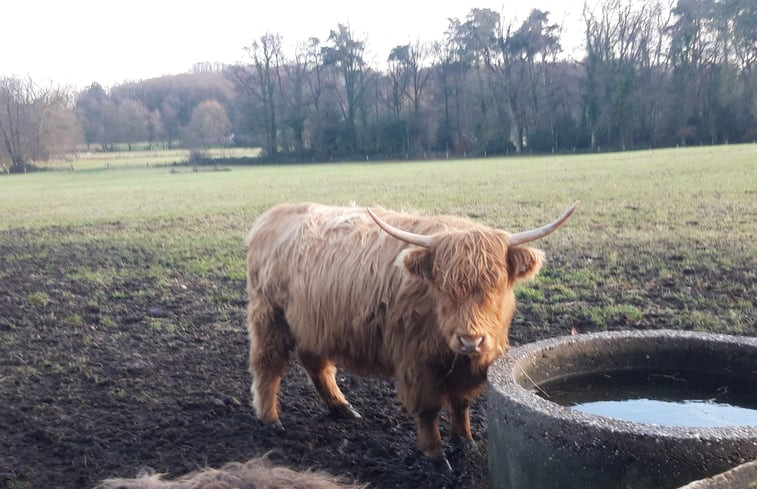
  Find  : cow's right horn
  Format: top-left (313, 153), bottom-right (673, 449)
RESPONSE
top-left (367, 208), bottom-right (433, 248)
top-left (507, 201), bottom-right (580, 246)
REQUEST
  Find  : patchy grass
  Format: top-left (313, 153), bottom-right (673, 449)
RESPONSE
top-left (578, 304), bottom-right (645, 329)
top-left (515, 285), bottom-right (545, 302)
top-left (1, 144), bottom-right (754, 338)
top-left (26, 291), bottom-right (49, 307)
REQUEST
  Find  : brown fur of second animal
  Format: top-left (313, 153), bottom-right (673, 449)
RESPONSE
top-left (245, 202), bottom-right (576, 465)
top-left (93, 457), bottom-right (365, 489)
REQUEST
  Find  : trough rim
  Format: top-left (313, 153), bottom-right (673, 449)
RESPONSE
top-left (489, 329), bottom-right (757, 441)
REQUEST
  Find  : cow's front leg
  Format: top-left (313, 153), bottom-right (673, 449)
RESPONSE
top-left (449, 395), bottom-right (473, 443)
top-left (399, 368), bottom-right (452, 470)
top-left (416, 408), bottom-right (448, 465)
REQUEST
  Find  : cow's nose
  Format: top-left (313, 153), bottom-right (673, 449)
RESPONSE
top-left (458, 335), bottom-right (484, 352)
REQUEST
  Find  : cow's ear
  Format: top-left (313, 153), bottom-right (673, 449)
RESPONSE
top-left (402, 248), bottom-right (433, 280)
top-left (507, 246), bottom-right (544, 283)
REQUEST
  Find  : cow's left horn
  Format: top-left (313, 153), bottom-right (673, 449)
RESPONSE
top-left (507, 201), bottom-right (580, 246)
top-left (367, 208), bottom-right (433, 248)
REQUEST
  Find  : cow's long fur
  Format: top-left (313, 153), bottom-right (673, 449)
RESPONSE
top-left (246, 203), bottom-right (545, 461)
top-left (94, 457), bottom-right (364, 489)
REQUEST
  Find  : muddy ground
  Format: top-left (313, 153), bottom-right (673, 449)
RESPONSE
top-left (1, 225), bottom-right (754, 489)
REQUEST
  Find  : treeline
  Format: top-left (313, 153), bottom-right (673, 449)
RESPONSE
top-left (1, 0), bottom-right (755, 172)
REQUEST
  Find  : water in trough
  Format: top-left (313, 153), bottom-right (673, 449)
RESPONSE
top-left (536, 368), bottom-right (757, 427)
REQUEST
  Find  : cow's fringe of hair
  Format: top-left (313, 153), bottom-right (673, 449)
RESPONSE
top-left (93, 457), bottom-right (366, 489)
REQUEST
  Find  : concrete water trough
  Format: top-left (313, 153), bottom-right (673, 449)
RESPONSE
top-left (488, 330), bottom-right (757, 489)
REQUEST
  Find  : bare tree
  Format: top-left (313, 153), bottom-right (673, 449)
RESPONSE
top-left (304, 37), bottom-right (327, 157)
top-left (147, 109), bottom-right (165, 149)
top-left (384, 41), bottom-right (433, 154)
top-left (406, 41), bottom-right (433, 151)
top-left (114, 99), bottom-right (149, 151)
top-left (432, 18), bottom-right (475, 153)
top-left (187, 99), bottom-right (230, 147)
top-left (281, 43), bottom-right (309, 158)
top-left (489, 9), bottom-right (562, 152)
top-left (75, 82), bottom-right (112, 151)
top-left (387, 44), bottom-right (411, 120)
top-left (160, 97), bottom-right (181, 149)
top-left (583, 0), bottom-right (664, 150)
top-left (40, 105), bottom-right (82, 158)
top-left (322, 24), bottom-right (370, 154)
top-left (0, 76), bottom-right (72, 172)
top-left (231, 33), bottom-right (284, 160)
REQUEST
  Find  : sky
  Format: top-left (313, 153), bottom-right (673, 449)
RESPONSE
top-left (3, 0), bottom-right (590, 90)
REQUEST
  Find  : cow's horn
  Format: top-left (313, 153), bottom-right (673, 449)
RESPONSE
top-left (507, 201), bottom-right (580, 246)
top-left (367, 208), bottom-right (433, 248)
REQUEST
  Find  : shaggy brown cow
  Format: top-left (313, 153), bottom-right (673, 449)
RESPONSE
top-left (246, 202), bottom-right (578, 465)
top-left (94, 457), bottom-right (364, 489)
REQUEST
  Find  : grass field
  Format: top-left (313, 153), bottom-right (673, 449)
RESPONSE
top-left (1, 144), bottom-right (755, 488)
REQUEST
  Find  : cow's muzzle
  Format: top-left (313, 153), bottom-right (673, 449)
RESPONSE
top-left (458, 334), bottom-right (485, 354)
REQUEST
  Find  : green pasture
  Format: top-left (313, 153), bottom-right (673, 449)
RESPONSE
top-left (4, 144), bottom-right (754, 230)
top-left (1, 143), bottom-right (755, 337)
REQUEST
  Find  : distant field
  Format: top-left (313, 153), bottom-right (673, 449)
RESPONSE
top-left (1, 144), bottom-right (755, 488)
top-left (41, 146), bottom-right (261, 171)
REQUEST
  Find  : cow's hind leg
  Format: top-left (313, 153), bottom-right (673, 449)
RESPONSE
top-left (248, 299), bottom-right (294, 427)
top-left (298, 350), bottom-right (361, 419)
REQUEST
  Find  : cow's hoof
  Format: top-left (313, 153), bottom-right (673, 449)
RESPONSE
top-left (422, 449), bottom-right (453, 473)
top-left (435, 453), bottom-right (453, 473)
top-left (263, 419), bottom-right (284, 432)
top-left (450, 435), bottom-right (478, 451)
top-left (451, 437), bottom-right (483, 460)
top-left (450, 433), bottom-right (474, 445)
top-left (329, 403), bottom-right (362, 420)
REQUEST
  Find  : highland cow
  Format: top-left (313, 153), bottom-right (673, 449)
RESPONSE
top-left (245, 202), bottom-right (578, 466)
